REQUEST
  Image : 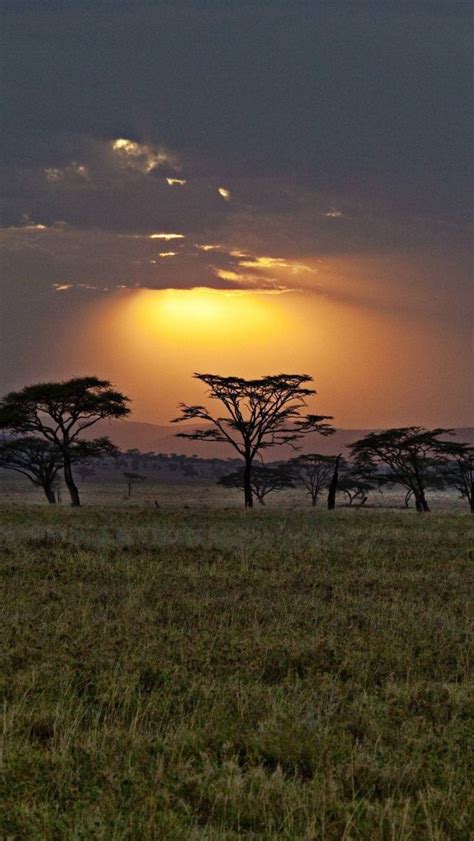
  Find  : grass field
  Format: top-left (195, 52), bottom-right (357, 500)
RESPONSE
top-left (0, 505), bottom-right (472, 840)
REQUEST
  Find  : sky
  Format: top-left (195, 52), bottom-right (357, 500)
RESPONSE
top-left (1, 0), bottom-right (472, 428)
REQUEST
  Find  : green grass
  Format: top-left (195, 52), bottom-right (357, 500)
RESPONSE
top-left (0, 506), bottom-right (472, 840)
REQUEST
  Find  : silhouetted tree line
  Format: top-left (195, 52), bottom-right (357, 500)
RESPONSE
top-left (0, 373), bottom-right (472, 511)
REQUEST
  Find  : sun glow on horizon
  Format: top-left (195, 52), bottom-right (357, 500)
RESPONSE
top-left (125, 287), bottom-right (284, 344)
top-left (57, 272), bottom-right (471, 430)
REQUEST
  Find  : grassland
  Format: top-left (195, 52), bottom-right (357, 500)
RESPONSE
top-left (0, 504), bottom-right (472, 840)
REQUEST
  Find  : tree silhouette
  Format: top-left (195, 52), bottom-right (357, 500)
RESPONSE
top-left (0, 435), bottom-right (117, 504)
top-left (0, 377), bottom-right (129, 506)
top-left (172, 373), bottom-right (333, 507)
top-left (349, 427), bottom-right (452, 512)
top-left (435, 441), bottom-right (474, 512)
top-left (288, 453), bottom-right (336, 507)
top-left (218, 463), bottom-right (294, 505)
top-left (123, 471), bottom-right (146, 498)
top-left (0, 436), bottom-right (64, 503)
top-left (337, 470), bottom-right (378, 507)
top-left (327, 453), bottom-right (342, 510)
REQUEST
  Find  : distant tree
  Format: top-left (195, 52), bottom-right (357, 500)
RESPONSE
top-left (337, 470), bottom-right (379, 507)
top-left (349, 427), bottom-right (453, 512)
top-left (435, 441), bottom-right (474, 512)
top-left (0, 435), bottom-right (118, 503)
top-left (288, 453), bottom-right (336, 507)
top-left (0, 436), bottom-right (64, 503)
top-left (327, 453), bottom-right (342, 510)
top-left (123, 471), bottom-right (146, 497)
top-left (173, 373), bottom-right (333, 507)
top-left (218, 463), bottom-right (294, 505)
top-left (0, 377), bottom-right (130, 506)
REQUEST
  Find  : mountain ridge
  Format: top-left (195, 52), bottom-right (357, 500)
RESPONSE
top-left (89, 420), bottom-right (474, 458)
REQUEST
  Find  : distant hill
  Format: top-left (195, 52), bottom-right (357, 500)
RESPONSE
top-left (88, 420), bottom-right (474, 458)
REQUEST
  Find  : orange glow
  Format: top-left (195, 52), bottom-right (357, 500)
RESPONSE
top-left (121, 287), bottom-right (285, 346)
top-left (56, 274), bottom-right (472, 429)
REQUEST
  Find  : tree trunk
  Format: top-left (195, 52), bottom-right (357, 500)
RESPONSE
top-left (414, 494), bottom-right (424, 512)
top-left (419, 489), bottom-right (430, 512)
top-left (327, 454), bottom-right (340, 510)
top-left (470, 489), bottom-right (474, 513)
top-left (43, 485), bottom-right (56, 504)
top-left (311, 495), bottom-right (317, 507)
top-left (63, 457), bottom-right (80, 507)
top-left (243, 460), bottom-right (253, 508)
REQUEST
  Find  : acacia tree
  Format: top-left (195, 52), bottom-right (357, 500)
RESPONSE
top-left (337, 471), bottom-right (378, 506)
top-left (0, 377), bottom-right (130, 506)
top-left (0, 435), bottom-right (118, 503)
top-left (172, 373), bottom-right (333, 507)
top-left (123, 471), bottom-right (146, 498)
top-left (436, 441), bottom-right (474, 512)
top-left (349, 427), bottom-right (452, 512)
top-left (0, 437), bottom-right (64, 503)
top-left (218, 464), bottom-right (294, 505)
top-left (288, 453), bottom-right (336, 507)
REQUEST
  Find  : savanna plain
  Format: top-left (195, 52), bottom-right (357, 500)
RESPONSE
top-left (1, 496), bottom-right (472, 840)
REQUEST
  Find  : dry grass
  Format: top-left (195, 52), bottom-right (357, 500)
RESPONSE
top-left (0, 505), bottom-right (472, 839)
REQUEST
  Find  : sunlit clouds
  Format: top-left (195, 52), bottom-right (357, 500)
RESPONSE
top-left (45, 162), bottom-right (90, 183)
top-left (111, 138), bottom-right (180, 174)
top-left (324, 209), bottom-right (344, 218)
top-left (1, 0), bottom-right (471, 429)
top-left (149, 233), bottom-right (185, 240)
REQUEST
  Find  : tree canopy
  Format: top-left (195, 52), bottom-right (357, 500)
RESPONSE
top-left (218, 463), bottom-right (294, 504)
top-left (435, 440), bottom-right (474, 512)
top-left (0, 377), bottom-right (129, 505)
top-left (349, 427), bottom-right (453, 512)
top-left (288, 453), bottom-right (337, 506)
top-left (0, 436), bottom-right (64, 503)
top-left (173, 373), bottom-right (333, 507)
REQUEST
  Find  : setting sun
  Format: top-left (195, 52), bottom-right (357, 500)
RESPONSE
top-left (123, 287), bottom-right (285, 345)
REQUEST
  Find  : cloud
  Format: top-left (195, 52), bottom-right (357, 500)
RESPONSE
top-left (45, 162), bottom-right (90, 184)
top-left (111, 138), bottom-right (180, 175)
top-left (324, 209), bottom-right (344, 218)
top-left (149, 233), bottom-right (185, 240)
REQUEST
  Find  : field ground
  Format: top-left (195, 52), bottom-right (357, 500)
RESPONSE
top-left (0, 505), bottom-right (472, 840)
top-left (0, 477), bottom-right (468, 511)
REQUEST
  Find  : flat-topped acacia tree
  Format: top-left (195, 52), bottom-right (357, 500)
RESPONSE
top-left (218, 463), bottom-right (294, 505)
top-left (349, 426), bottom-right (453, 512)
top-left (172, 373), bottom-right (334, 507)
top-left (0, 377), bottom-right (130, 506)
top-left (435, 440), bottom-right (474, 512)
top-left (0, 436), bottom-right (64, 504)
top-left (288, 453), bottom-right (339, 507)
top-left (0, 435), bottom-right (119, 504)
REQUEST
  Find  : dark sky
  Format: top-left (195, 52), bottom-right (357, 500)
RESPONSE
top-left (0, 0), bottom-right (472, 423)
